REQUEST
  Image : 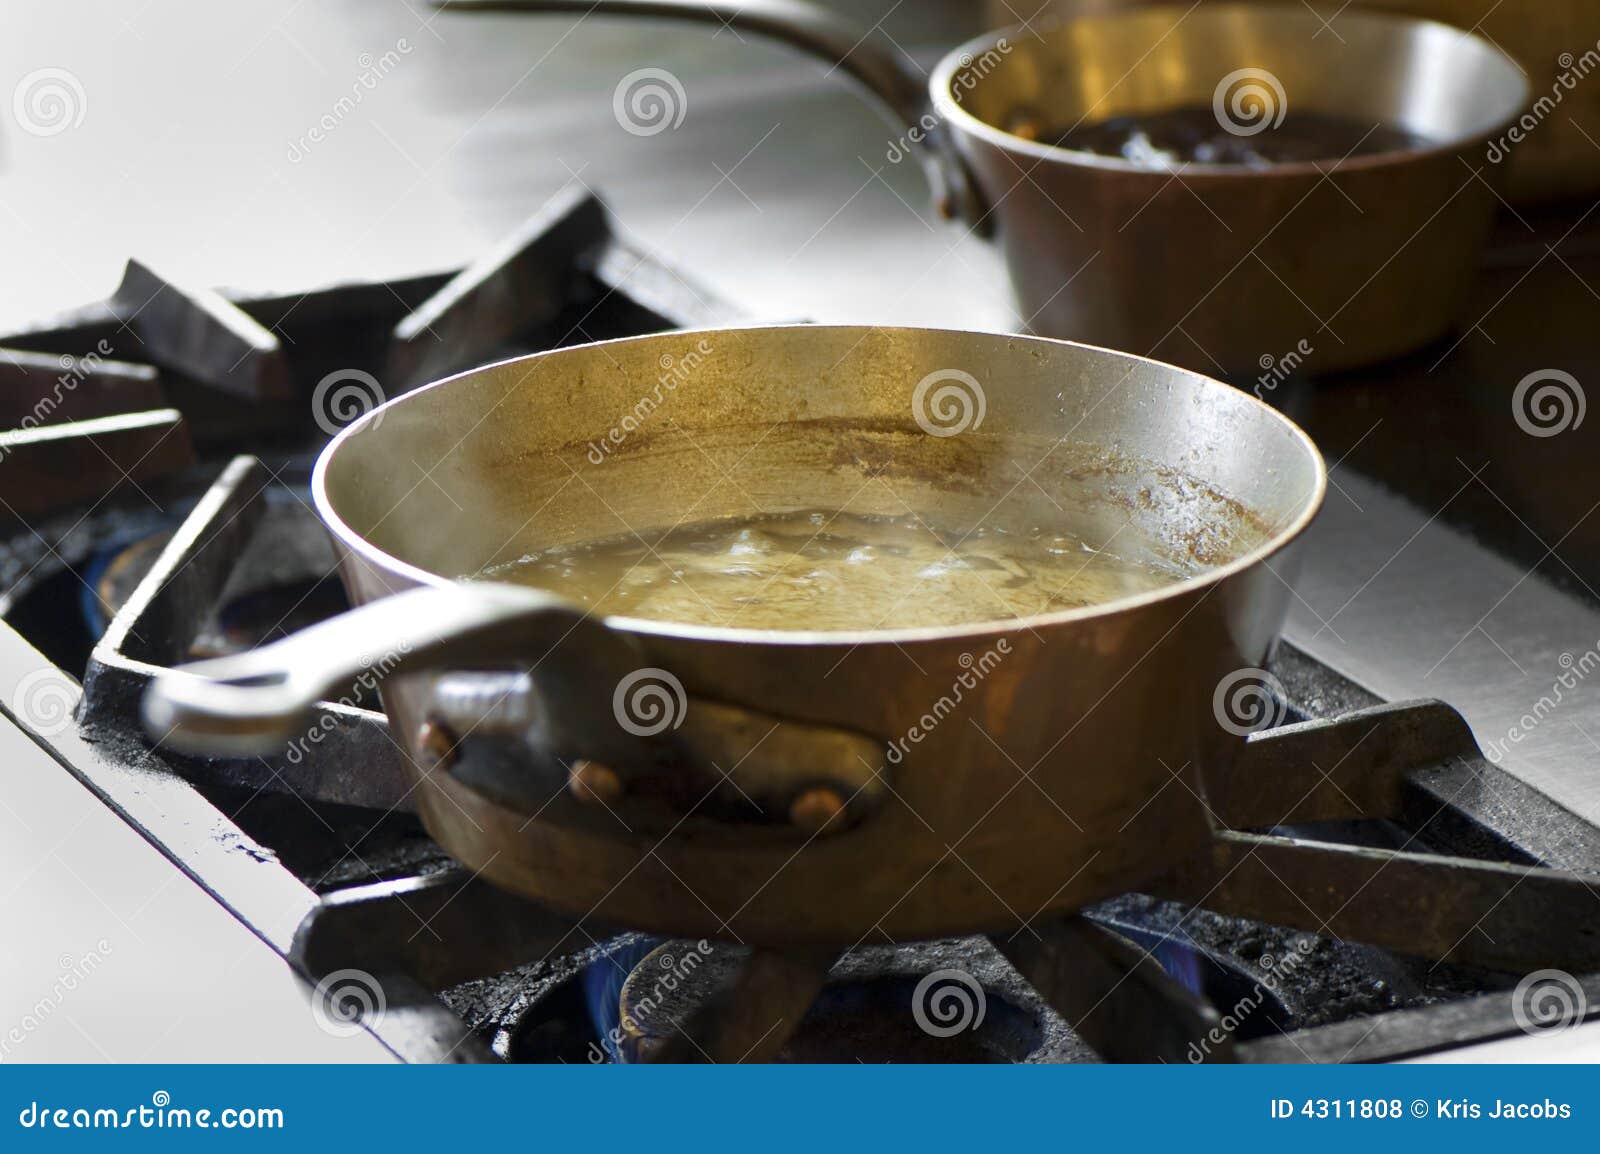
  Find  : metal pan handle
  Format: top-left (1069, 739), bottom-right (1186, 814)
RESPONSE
top-left (435, 0), bottom-right (991, 233)
top-left (141, 584), bottom-right (626, 757)
top-left (143, 582), bottom-right (890, 832)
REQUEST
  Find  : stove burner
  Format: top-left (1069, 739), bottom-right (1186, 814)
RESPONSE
top-left (84, 531), bottom-right (172, 636)
top-left (606, 941), bottom-right (1058, 1064)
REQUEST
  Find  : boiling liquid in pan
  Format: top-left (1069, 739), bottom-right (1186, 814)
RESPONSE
top-left (478, 510), bottom-right (1194, 631)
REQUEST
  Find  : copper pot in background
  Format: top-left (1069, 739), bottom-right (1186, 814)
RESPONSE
top-left (985, 0), bottom-right (1597, 204)
top-left (441, 0), bottom-right (1527, 378)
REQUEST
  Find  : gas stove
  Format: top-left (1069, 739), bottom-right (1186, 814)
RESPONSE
top-left (5, 187), bottom-right (1600, 1063)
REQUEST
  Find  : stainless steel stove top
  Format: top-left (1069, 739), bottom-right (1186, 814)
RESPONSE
top-left (4, 0), bottom-right (1600, 1063)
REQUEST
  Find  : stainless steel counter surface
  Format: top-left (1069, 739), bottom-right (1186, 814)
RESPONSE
top-left (1289, 469), bottom-right (1600, 833)
top-left (0, 0), bottom-right (1004, 330)
top-left (0, 693), bottom-right (392, 1062)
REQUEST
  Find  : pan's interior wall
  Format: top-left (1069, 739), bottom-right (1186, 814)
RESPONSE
top-left (319, 326), bottom-right (1321, 595)
top-left (949, 6), bottom-right (1525, 144)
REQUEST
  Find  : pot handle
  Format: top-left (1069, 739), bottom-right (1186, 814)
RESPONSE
top-left (435, 0), bottom-right (992, 234)
top-left (141, 583), bottom-right (630, 757)
top-left (143, 582), bottom-right (892, 831)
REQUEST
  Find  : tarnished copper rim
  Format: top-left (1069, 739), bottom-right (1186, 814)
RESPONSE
top-left (931, 3), bottom-right (1531, 181)
top-left (312, 324), bottom-right (1327, 647)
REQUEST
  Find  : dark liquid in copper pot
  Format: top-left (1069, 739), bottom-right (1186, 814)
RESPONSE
top-left (1042, 107), bottom-right (1433, 168)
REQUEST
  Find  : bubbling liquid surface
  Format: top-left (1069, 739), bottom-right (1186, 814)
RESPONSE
top-left (477, 509), bottom-right (1200, 631)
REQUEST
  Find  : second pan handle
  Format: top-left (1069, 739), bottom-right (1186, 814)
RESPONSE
top-left (436, 0), bottom-right (991, 232)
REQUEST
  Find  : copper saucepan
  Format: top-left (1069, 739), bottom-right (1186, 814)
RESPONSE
top-left (436, 0), bottom-right (1528, 375)
top-left (143, 325), bottom-right (1324, 944)
top-left (985, 0), bottom-right (1597, 205)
